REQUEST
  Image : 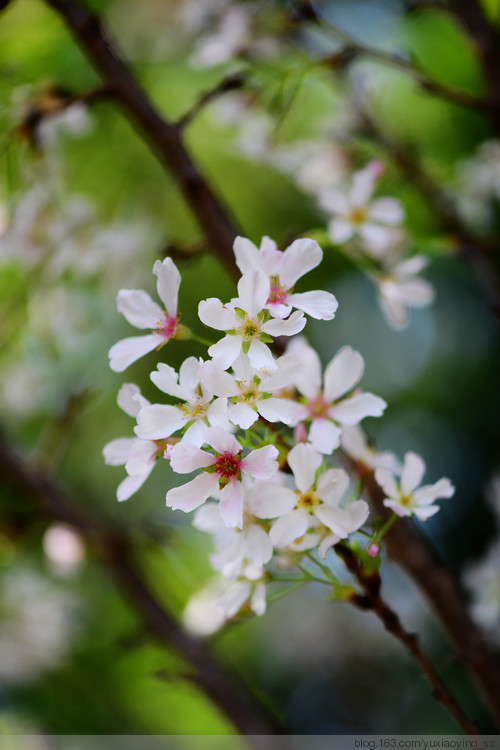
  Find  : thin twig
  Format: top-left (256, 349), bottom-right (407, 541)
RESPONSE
top-left (0, 436), bottom-right (284, 739)
top-left (176, 71), bottom-right (247, 130)
top-left (336, 544), bottom-right (481, 736)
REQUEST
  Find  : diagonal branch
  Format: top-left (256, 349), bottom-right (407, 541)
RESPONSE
top-left (0, 437), bottom-right (284, 739)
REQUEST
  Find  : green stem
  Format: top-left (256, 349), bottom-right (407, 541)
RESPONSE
top-left (375, 513), bottom-right (398, 543)
top-left (191, 333), bottom-right (216, 347)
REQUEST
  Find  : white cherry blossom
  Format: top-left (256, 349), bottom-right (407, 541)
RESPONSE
top-left (287, 337), bottom-right (387, 455)
top-left (319, 161), bottom-right (404, 256)
top-left (375, 452), bottom-right (455, 520)
top-left (233, 236), bottom-right (338, 320)
top-left (372, 255), bottom-right (435, 329)
top-left (134, 357), bottom-right (230, 447)
top-left (198, 268), bottom-right (305, 373)
top-left (109, 257), bottom-right (183, 372)
top-left (166, 427), bottom-right (278, 528)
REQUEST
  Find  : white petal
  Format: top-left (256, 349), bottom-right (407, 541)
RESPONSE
top-left (375, 468), bottom-right (399, 500)
top-left (399, 279), bottom-right (435, 306)
top-left (154, 257), bottom-right (181, 317)
top-left (349, 164), bottom-right (376, 206)
top-left (207, 397), bottom-right (231, 430)
top-left (368, 197), bottom-right (404, 225)
top-left (218, 479), bottom-right (244, 528)
top-left (117, 471), bottom-right (151, 502)
top-left (347, 499), bottom-right (370, 530)
top-left (167, 472), bottom-right (219, 512)
top-left (288, 443), bottom-right (322, 493)
top-left (247, 339), bottom-right (277, 373)
top-left (236, 269), bottom-right (270, 318)
top-left (379, 284), bottom-right (409, 329)
top-left (331, 392), bottom-right (387, 425)
top-left (251, 582), bottom-right (267, 616)
top-left (262, 310), bottom-right (306, 337)
top-left (413, 505), bottom-right (440, 521)
top-left (229, 401), bottom-right (258, 429)
top-left (242, 445), bottom-right (278, 480)
top-left (135, 404), bottom-right (186, 440)
top-left (205, 426), bottom-right (241, 455)
top-left (257, 397), bottom-right (301, 425)
top-left (246, 526), bottom-right (273, 567)
top-left (103, 437), bottom-right (136, 466)
top-left (323, 346), bottom-right (364, 402)
top-left (117, 383), bottom-right (147, 417)
top-left (117, 289), bottom-right (163, 329)
top-left (384, 498), bottom-right (411, 517)
top-left (286, 337), bottom-right (322, 397)
top-left (108, 333), bottom-right (163, 372)
top-left (318, 189), bottom-right (349, 216)
top-left (182, 420), bottom-right (209, 447)
top-left (193, 502), bottom-right (225, 533)
top-left (208, 335), bottom-right (242, 370)
top-left (327, 218), bottom-right (354, 244)
top-left (287, 290), bottom-right (338, 320)
top-left (150, 362), bottom-right (185, 399)
top-left (125, 439), bottom-right (156, 476)
top-left (413, 478), bottom-right (455, 505)
top-left (270, 509), bottom-right (309, 548)
top-left (319, 533), bottom-right (340, 559)
top-left (394, 255), bottom-right (428, 279)
top-left (250, 484), bottom-right (297, 519)
top-left (200, 361), bottom-right (239, 398)
top-left (233, 236), bottom-right (262, 275)
top-left (401, 452), bottom-right (426, 495)
top-left (279, 238), bottom-right (323, 288)
top-left (317, 468), bottom-right (349, 507)
top-left (262, 353), bottom-right (298, 391)
top-left (359, 223), bottom-right (395, 253)
top-left (314, 504), bottom-right (353, 538)
top-left (170, 443), bottom-right (214, 473)
top-left (199, 298), bottom-right (237, 331)
top-left (178, 356), bottom-right (203, 396)
top-left (309, 418), bottom-right (341, 455)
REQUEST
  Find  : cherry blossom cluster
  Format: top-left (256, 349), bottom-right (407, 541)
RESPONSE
top-left (104, 235), bottom-right (454, 626)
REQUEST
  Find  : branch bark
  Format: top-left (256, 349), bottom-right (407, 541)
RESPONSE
top-left (0, 437), bottom-right (283, 739)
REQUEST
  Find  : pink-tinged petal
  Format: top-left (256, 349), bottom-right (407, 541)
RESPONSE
top-left (318, 189), bottom-right (349, 216)
top-left (383, 498), bottom-right (411, 517)
top-left (401, 452), bottom-right (426, 496)
top-left (208, 335), bottom-right (242, 370)
top-left (286, 337), bottom-right (322, 397)
top-left (170, 443), bottom-right (215, 473)
top-left (247, 339), bottom-right (277, 374)
top-left (233, 236), bottom-right (262, 275)
top-left (200, 361), bottom-right (239, 397)
top-left (150, 362), bottom-right (185, 399)
top-left (347, 500), bottom-right (370, 530)
top-left (324, 346), bottom-right (364, 402)
top-left (317, 468), bottom-right (349, 507)
top-left (287, 290), bottom-right (338, 320)
top-left (309, 418), bottom-right (341, 455)
top-left (314, 505), bottom-right (353, 537)
top-left (279, 238), bottom-right (323, 288)
top-left (109, 333), bottom-right (163, 372)
top-left (262, 310), bottom-right (306, 337)
top-left (368, 197), bottom-right (404, 225)
top-left (251, 582), bottom-right (267, 616)
top-left (288, 443), bottom-right (322, 493)
top-left (236, 269), bottom-right (270, 318)
top-left (375, 468), bottom-right (399, 500)
top-left (319, 533), bottom-right (340, 559)
top-left (413, 505), bottom-right (440, 521)
top-left (117, 289), bottom-right (163, 329)
top-left (103, 437), bottom-right (136, 466)
top-left (251, 484), bottom-right (297, 519)
top-left (229, 401), bottom-right (258, 429)
top-left (330, 392), bottom-right (387, 425)
top-left (246, 526), bottom-right (273, 567)
top-left (117, 383), bottom-right (149, 417)
top-left (125, 440), bottom-right (156, 476)
top-left (199, 298), bottom-right (237, 331)
top-left (257, 397), bottom-right (302, 425)
top-left (205, 426), bottom-right (241, 455)
top-left (135, 404), bottom-right (186, 440)
top-left (167, 472), bottom-right (219, 512)
top-left (413, 478), bottom-right (455, 505)
top-left (242, 445), bottom-right (279, 480)
top-left (266, 301), bottom-right (292, 319)
top-left (182, 420), bottom-right (209, 447)
top-left (117, 471), bottom-right (151, 502)
top-left (218, 479), bottom-right (244, 529)
top-left (154, 257), bottom-right (181, 317)
top-left (327, 218), bottom-right (354, 244)
top-left (270, 509), bottom-right (309, 548)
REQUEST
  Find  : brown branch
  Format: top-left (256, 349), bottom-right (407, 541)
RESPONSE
top-left (44, 0), bottom-right (239, 276)
top-left (337, 544), bottom-right (481, 735)
top-left (176, 71), bottom-right (247, 130)
top-left (345, 455), bottom-right (500, 729)
top-left (0, 436), bottom-right (284, 739)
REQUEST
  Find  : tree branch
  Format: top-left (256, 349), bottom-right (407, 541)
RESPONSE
top-left (337, 544), bottom-right (480, 735)
top-left (0, 436), bottom-right (284, 739)
top-left (44, 0), bottom-right (239, 276)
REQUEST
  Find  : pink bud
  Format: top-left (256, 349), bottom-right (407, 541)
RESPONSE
top-left (368, 543), bottom-right (379, 558)
top-left (367, 159), bottom-right (385, 180)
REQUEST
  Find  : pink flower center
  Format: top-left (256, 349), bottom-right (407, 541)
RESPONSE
top-left (307, 396), bottom-right (329, 419)
top-left (267, 276), bottom-right (289, 305)
top-left (214, 451), bottom-right (242, 479)
top-left (156, 313), bottom-right (178, 341)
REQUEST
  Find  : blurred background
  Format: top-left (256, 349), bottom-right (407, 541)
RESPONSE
top-left (0, 0), bottom-right (499, 737)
